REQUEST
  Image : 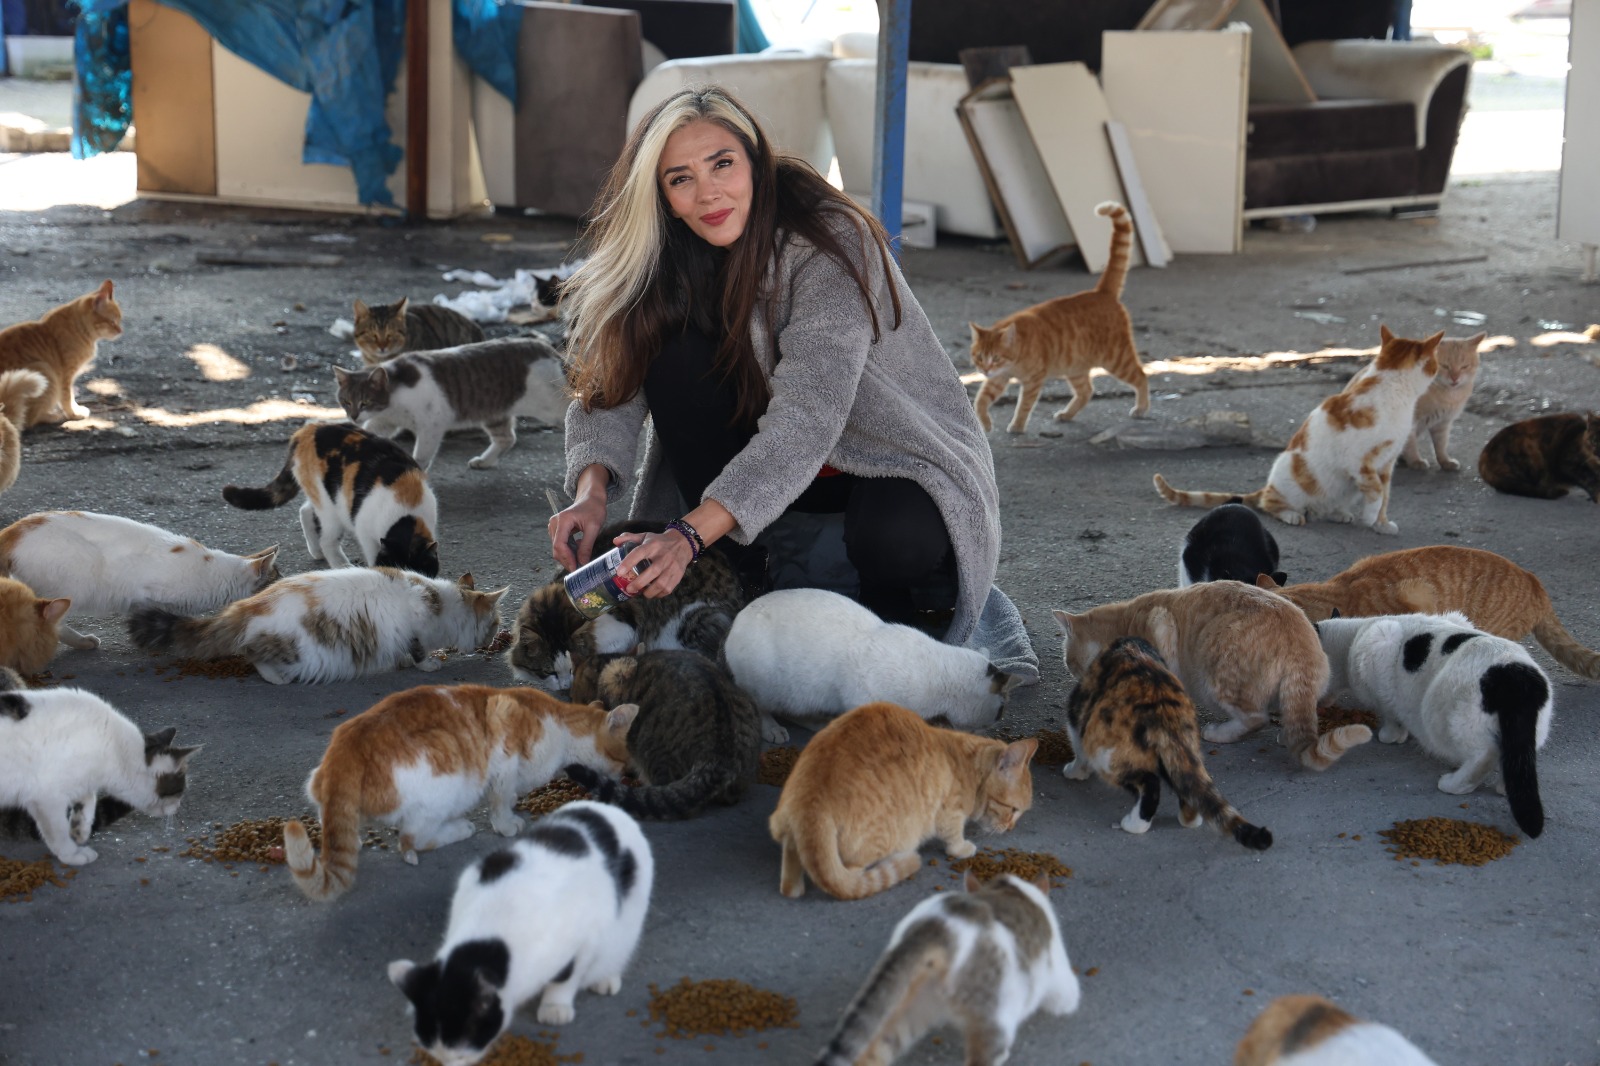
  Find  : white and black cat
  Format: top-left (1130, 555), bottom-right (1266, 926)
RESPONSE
top-left (335, 337), bottom-right (569, 471)
top-left (389, 802), bottom-right (653, 1064)
top-left (1176, 499), bottom-right (1286, 587)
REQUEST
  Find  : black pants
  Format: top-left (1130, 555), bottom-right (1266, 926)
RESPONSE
top-left (645, 324), bottom-right (957, 625)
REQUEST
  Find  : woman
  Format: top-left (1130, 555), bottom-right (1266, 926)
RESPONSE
top-left (548, 86), bottom-right (1033, 674)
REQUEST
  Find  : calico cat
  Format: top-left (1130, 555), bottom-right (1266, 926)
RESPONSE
top-left (1316, 611), bottom-right (1552, 837)
top-left (1477, 412), bottom-right (1600, 501)
top-left (769, 701), bottom-right (1038, 901)
top-left (723, 588), bottom-right (1021, 745)
top-left (1064, 637), bottom-right (1271, 848)
top-left (1255, 545), bottom-right (1600, 679)
top-left (969, 202), bottom-right (1149, 432)
top-left (0, 510), bottom-right (278, 650)
top-left (284, 686), bottom-right (635, 899)
top-left (0, 686), bottom-right (198, 865)
top-left (1155, 326), bottom-right (1444, 533)
top-left (389, 802), bottom-right (653, 1061)
top-left (508, 520), bottom-right (745, 691)
top-left (1177, 499), bottom-right (1286, 587)
top-left (223, 421), bottom-right (440, 577)
top-left (127, 567), bottom-right (507, 685)
top-left (1053, 581), bottom-right (1368, 770)
top-left (0, 369), bottom-right (47, 491)
top-left (0, 575), bottom-right (71, 674)
top-left (334, 338), bottom-right (571, 471)
top-left (816, 870), bottom-right (1080, 1066)
top-left (0, 279), bottom-right (121, 426)
top-left (562, 650), bottom-right (762, 820)
top-left (1393, 331), bottom-right (1483, 471)
top-left (1235, 995), bottom-right (1440, 1066)
top-left (353, 297), bottom-right (484, 365)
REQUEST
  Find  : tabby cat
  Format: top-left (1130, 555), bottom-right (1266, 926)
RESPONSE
top-left (335, 338), bottom-right (570, 470)
top-left (127, 567), bottom-right (506, 685)
top-left (1156, 326), bottom-right (1443, 533)
top-left (1053, 581), bottom-right (1368, 770)
top-left (817, 871), bottom-right (1080, 1066)
top-left (1064, 637), bottom-right (1271, 849)
top-left (969, 202), bottom-right (1149, 432)
top-left (284, 685), bottom-right (635, 899)
top-left (563, 650), bottom-right (762, 820)
top-left (223, 422), bottom-right (440, 577)
top-left (0, 280), bottom-right (121, 426)
top-left (0, 369), bottom-right (47, 491)
top-left (0, 575), bottom-right (70, 675)
top-left (1177, 499), bottom-right (1286, 587)
top-left (769, 701), bottom-right (1038, 901)
top-left (1396, 331), bottom-right (1483, 471)
top-left (353, 297), bottom-right (484, 365)
top-left (1235, 995), bottom-right (1440, 1066)
top-left (1255, 546), bottom-right (1600, 678)
top-left (1477, 412), bottom-right (1600, 501)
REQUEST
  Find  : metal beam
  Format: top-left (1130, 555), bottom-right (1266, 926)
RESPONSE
top-left (871, 0), bottom-right (911, 261)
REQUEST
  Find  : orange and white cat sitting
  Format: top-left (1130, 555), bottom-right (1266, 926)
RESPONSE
top-left (0, 280), bottom-right (121, 426)
top-left (1155, 326), bottom-right (1443, 533)
top-left (1348, 331), bottom-right (1483, 471)
top-left (284, 685), bottom-right (635, 900)
top-left (969, 202), bottom-right (1149, 432)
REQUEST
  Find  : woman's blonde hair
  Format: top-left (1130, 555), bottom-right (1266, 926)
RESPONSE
top-left (565, 85), bottom-right (900, 426)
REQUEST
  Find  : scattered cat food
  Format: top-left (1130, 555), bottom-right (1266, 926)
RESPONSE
top-left (1379, 817), bottom-right (1520, 867)
top-left (1029, 729), bottom-right (1075, 767)
top-left (1317, 705), bottom-right (1379, 735)
top-left (647, 977), bottom-right (800, 1039)
top-left (949, 848), bottom-right (1073, 886)
top-left (1083, 967), bottom-right (1099, 977)
top-left (409, 1034), bottom-right (580, 1065)
top-left (516, 778), bottom-right (592, 818)
top-left (757, 746), bottom-right (801, 787)
top-left (1, 854), bottom-right (75, 902)
top-left (169, 657), bottom-right (257, 680)
top-left (181, 817), bottom-right (391, 865)
top-left (484, 629), bottom-right (515, 655)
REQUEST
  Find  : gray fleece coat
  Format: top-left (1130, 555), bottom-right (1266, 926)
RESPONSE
top-left (564, 213), bottom-right (1000, 645)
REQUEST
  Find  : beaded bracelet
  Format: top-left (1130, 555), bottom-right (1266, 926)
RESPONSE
top-left (664, 518), bottom-right (705, 564)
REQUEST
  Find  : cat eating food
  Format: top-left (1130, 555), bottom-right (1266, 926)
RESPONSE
top-left (1155, 326), bottom-right (1443, 533)
top-left (0, 576), bottom-right (71, 675)
top-left (352, 297), bottom-right (485, 365)
top-left (389, 802), bottom-right (653, 1063)
top-left (1477, 411), bottom-right (1600, 501)
top-left (1235, 995), bottom-right (1440, 1066)
top-left (969, 201), bottom-right (1149, 432)
top-left (769, 701), bottom-right (1037, 901)
top-left (0, 279), bottom-right (121, 426)
top-left (816, 870), bottom-right (1080, 1066)
top-left (223, 421), bottom-right (440, 577)
top-left (1176, 499), bottom-right (1286, 587)
top-left (284, 686), bottom-right (635, 899)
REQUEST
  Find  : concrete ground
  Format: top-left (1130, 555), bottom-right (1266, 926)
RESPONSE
top-left (2, 76), bottom-right (1599, 1066)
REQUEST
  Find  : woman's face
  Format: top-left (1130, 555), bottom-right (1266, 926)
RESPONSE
top-left (658, 119), bottom-right (752, 248)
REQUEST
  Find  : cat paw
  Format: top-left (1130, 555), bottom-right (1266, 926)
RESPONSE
top-left (1438, 457), bottom-right (1461, 472)
top-left (1402, 455), bottom-right (1433, 471)
top-left (1128, 404), bottom-right (1150, 419)
top-left (537, 1001), bottom-right (576, 1026)
top-left (1372, 521), bottom-right (1400, 536)
top-left (945, 840), bottom-right (978, 860)
top-left (1378, 724), bottom-right (1409, 744)
top-left (416, 656), bottom-right (443, 672)
top-left (69, 403), bottom-right (92, 419)
top-left (59, 846), bottom-right (98, 866)
top-left (1271, 510), bottom-right (1305, 527)
top-left (491, 814), bottom-right (525, 837)
top-left (254, 664), bottom-right (288, 685)
top-left (1437, 773), bottom-right (1480, 796)
top-left (1061, 760), bottom-right (1093, 781)
top-left (1179, 808), bottom-right (1203, 829)
top-left (588, 976), bottom-right (622, 996)
top-left (760, 714), bottom-right (789, 745)
top-left (1118, 814), bottom-right (1152, 835)
top-left (468, 455), bottom-right (500, 470)
top-left (1201, 722), bottom-right (1249, 744)
top-left (403, 849), bottom-right (420, 866)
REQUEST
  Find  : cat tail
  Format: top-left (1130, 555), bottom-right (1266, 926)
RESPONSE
top-left (563, 762), bottom-right (738, 821)
top-left (221, 438), bottom-right (300, 509)
top-left (1483, 662), bottom-right (1549, 838)
top-left (814, 919), bottom-right (954, 1066)
top-left (1531, 614), bottom-right (1600, 680)
top-left (0, 369), bottom-right (49, 430)
top-left (1151, 731), bottom-right (1272, 851)
top-left (284, 776), bottom-right (361, 900)
top-left (1093, 202), bottom-right (1134, 299)
top-left (1153, 473), bottom-right (1265, 510)
top-left (127, 606), bottom-right (246, 659)
top-left (796, 816), bottom-right (922, 901)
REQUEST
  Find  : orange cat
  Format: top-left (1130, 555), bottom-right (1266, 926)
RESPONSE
top-left (0, 576), bottom-right (71, 675)
top-left (1053, 581), bottom-right (1369, 770)
top-left (969, 202), bottom-right (1149, 432)
top-left (0, 281), bottom-right (121, 426)
top-left (769, 702), bottom-right (1037, 901)
top-left (1256, 545), bottom-right (1600, 679)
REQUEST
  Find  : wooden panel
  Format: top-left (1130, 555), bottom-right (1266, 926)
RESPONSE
top-left (1135, 0), bottom-right (1314, 104)
top-left (128, 0), bottom-right (215, 196)
top-left (955, 79), bottom-right (1074, 269)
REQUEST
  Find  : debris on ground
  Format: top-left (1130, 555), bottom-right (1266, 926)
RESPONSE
top-left (949, 847), bottom-right (1073, 887)
top-left (1378, 817), bottom-right (1519, 867)
top-left (517, 779), bottom-right (592, 818)
top-left (647, 977), bottom-right (800, 1039)
top-left (1, 855), bottom-right (75, 902)
top-left (758, 747), bottom-right (801, 787)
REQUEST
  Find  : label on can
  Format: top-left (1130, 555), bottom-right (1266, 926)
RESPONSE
top-left (563, 541), bottom-right (643, 619)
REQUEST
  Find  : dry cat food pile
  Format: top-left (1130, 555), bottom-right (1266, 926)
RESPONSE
top-left (169, 657), bottom-right (257, 680)
top-left (410, 1035), bottom-right (581, 1066)
top-left (1317, 705), bottom-right (1380, 735)
top-left (181, 817), bottom-right (390, 865)
top-left (517, 778), bottom-right (592, 817)
top-left (0, 855), bottom-right (74, 902)
top-left (482, 629), bottom-right (516, 655)
top-left (647, 977), bottom-right (800, 1039)
top-left (1379, 817), bottom-right (1520, 867)
top-left (1030, 729), bottom-right (1076, 767)
top-left (949, 848), bottom-right (1074, 887)
top-left (757, 746), bottom-right (801, 787)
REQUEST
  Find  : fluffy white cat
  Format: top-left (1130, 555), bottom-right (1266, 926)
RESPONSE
top-left (0, 510), bottom-right (278, 650)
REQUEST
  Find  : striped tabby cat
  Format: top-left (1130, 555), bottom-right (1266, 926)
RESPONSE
top-left (352, 297), bottom-right (484, 365)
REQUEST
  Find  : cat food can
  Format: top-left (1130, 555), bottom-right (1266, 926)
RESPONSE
top-left (564, 541), bottom-right (648, 619)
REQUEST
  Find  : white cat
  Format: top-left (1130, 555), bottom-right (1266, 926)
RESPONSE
top-left (334, 338), bottom-right (570, 470)
top-left (721, 588), bottom-right (1021, 744)
top-left (127, 567), bottom-right (507, 685)
top-left (1316, 610), bottom-right (1552, 837)
top-left (389, 802), bottom-right (653, 1065)
top-left (1236, 994), bottom-right (1440, 1066)
top-left (0, 510), bottom-right (279, 650)
top-left (817, 871), bottom-right (1080, 1066)
top-left (0, 686), bottom-right (200, 865)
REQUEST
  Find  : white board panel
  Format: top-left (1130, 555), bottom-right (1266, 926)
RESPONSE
top-left (1559, 0), bottom-right (1600, 245)
top-left (957, 82), bottom-right (1075, 268)
top-left (1105, 119), bottom-right (1171, 267)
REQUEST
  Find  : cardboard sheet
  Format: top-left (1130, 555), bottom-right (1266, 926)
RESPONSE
top-left (956, 79), bottom-right (1075, 269)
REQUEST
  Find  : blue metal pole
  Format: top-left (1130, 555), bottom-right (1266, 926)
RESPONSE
top-left (871, 0), bottom-right (911, 262)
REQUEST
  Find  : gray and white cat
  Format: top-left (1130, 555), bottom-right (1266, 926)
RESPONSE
top-left (722, 588), bottom-right (1022, 744)
top-left (389, 802), bottom-right (653, 1064)
top-left (564, 650), bottom-right (762, 820)
top-left (335, 337), bottom-right (570, 470)
top-left (1316, 610), bottom-right (1553, 836)
top-left (353, 297), bottom-right (485, 365)
top-left (0, 685), bottom-right (199, 865)
top-left (816, 871), bottom-right (1080, 1066)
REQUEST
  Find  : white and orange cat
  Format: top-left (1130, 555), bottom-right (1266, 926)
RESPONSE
top-left (1155, 326), bottom-right (1443, 534)
top-left (1350, 331), bottom-right (1483, 471)
top-left (969, 202), bottom-right (1149, 432)
top-left (1236, 995), bottom-right (1440, 1065)
top-left (0, 280), bottom-right (122, 426)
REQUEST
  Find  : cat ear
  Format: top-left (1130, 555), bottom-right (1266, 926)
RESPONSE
top-left (387, 959), bottom-right (416, 990)
top-left (1329, 608), bottom-right (1341, 619)
top-left (963, 869), bottom-right (982, 894)
top-left (1423, 330), bottom-right (1445, 348)
top-left (1050, 609), bottom-right (1074, 635)
top-left (484, 585), bottom-right (512, 606)
top-left (353, 300), bottom-right (369, 316)
top-left (1379, 324), bottom-right (1395, 343)
top-left (143, 727), bottom-right (178, 755)
top-left (606, 703), bottom-right (639, 735)
top-left (333, 366), bottom-right (350, 382)
top-left (997, 737), bottom-right (1038, 774)
top-left (396, 297), bottom-right (410, 315)
top-left (968, 321), bottom-right (982, 343)
top-left (95, 280), bottom-right (114, 303)
top-left (1031, 871), bottom-right (1052, 895)
top-left (36, 598), bottom-right (71, 624)
top-left (1254, 573), bottom-right (1281, 589)
top-left (457, 573), bottom-right (476, 590)
top-left (1468, 331), bottom-right (1487, 347)
top-left (168, 744), bottom-right (202, 763)
top-left (372, 367), bottom-right (388, 389)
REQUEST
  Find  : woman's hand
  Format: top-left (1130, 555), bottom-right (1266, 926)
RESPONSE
top-left (549, 465), bottom-right (612, 570)
top-left (610, 528), bottom-right (695, 599)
